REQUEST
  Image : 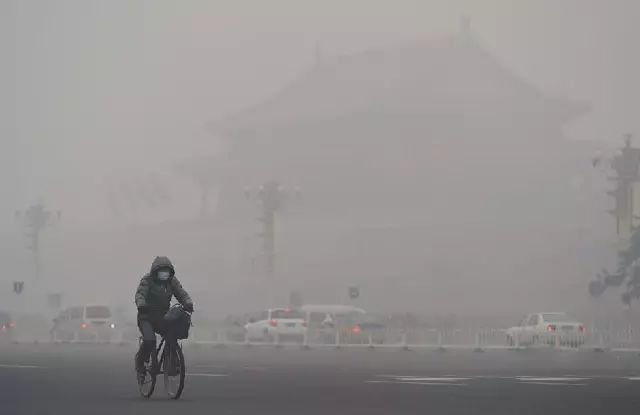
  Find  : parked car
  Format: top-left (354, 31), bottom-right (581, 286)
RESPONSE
top-left (244, 308), bottom-right (306, 342)
top-left (0, 311), bottom-right (16, 342)
top-left (506, 312), bottom-right (586, 347)
top-left (336, 313), bottom-right (386, 345)
top-left (51, 304), bottom-right (118, 342)
top-left (300, 304), bottom-right (366, 344)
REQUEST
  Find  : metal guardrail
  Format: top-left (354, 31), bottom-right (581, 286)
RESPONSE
top-left (182, 326), bottom-right (640, 353)
top-left (11, 326), bottom-right (640, 354)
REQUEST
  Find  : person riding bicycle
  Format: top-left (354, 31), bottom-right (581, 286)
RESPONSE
top-left (135, 256), bottom-right (194, 376)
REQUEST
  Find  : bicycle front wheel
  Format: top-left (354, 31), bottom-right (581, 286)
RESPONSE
top-left (138, 349), bottom-right (158, 398)
top-left (163, 342), bottom-right (185, 399)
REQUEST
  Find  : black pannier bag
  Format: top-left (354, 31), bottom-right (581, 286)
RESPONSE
top-left (164, 306), bottom-right (191, 339)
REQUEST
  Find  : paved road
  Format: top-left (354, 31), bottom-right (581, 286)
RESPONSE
top-left (2, 343), bottom-right (640, 414)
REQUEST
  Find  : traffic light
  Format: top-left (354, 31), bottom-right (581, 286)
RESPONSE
top-left (349, 285), bottom-right (359, 300)
top-left (13, 281), bottom-right (24, 294)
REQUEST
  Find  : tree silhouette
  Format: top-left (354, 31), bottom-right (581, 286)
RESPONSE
top-left (591, 228), bottom-right (640, 304)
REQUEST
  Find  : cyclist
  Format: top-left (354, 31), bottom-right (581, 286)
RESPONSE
top-left (135, 256), bottom-right (194, 377)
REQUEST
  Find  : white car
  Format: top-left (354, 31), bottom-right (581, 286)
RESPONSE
top-left (244, 308), bottom-right (307, 342)
top-left (506, 312), bottom-right (586, 347)
top-left (51, 304), bottom-right (118, 342)
top-left (300, 304), bottom-right (367, 343)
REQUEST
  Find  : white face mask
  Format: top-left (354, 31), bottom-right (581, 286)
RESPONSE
top-left (157, 270), bottom-right (171, 281)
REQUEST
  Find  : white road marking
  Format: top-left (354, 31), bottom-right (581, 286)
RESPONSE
top-left (628, 377), bottom-right (640, 381)
top-left (396, 381), bottom-right (468, 386)
top-left (366, 380), bottom-right (467, 386)
top-left (520, 382), bottom-right (586, 386)
top-left (0, 364), bottom-right (45, 369)
top-left (188, 373), bottom-right (229, 377)
top-left (516, 377), bottom-right (589, 382)
top-left (394, 377), bottom-right (471, 382)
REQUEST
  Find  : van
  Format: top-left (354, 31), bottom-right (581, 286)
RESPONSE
top-left (51, 304), bottom-right (117, 342)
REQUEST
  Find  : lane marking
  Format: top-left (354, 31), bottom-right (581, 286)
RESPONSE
top-left (394, 377), bottom-right (471, 382)
top-left (0, 364), bottom-right (45, 369)
top-left (366, 380), bottom-right (467, 386)
top-left (396, 381), bottom-right (468, 386)
top-left (628, 377), bottom-right (640, 381)
top-left (516, 377), bottom-right (589, 382)
top-left (520, 382), bottom-right (586, 386)
top-left (188, 373), bottom-right (229, 377)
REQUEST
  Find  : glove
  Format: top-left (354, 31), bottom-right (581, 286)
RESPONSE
top-left (137, 305), bottom-right (150, 314)
top-left (183, 303), bottom-right (194, 313)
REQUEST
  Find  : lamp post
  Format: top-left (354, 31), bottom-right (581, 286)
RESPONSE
top-left (16, 201), bottom-right (61, 280)
top-left (245, 181), bottom-right (301, 305)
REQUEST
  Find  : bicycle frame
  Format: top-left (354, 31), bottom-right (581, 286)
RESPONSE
top-left (155, 337), bottom-right (176, 373)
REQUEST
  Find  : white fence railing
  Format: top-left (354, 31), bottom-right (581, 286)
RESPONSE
top-left (182, 326), bottom-right (640, 352)
top-left (12, 325), bottom-right (640, 353)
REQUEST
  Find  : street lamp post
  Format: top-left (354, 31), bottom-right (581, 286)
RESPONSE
top-left (15, 201), bottom-right (61, 281)
top-left (245, 181), bottom-right (300, 305)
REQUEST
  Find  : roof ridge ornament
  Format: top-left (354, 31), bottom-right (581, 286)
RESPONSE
top-left (459, 15), bottom-right (472, 43)
top-left (314, 41), bottom-right (325, 66)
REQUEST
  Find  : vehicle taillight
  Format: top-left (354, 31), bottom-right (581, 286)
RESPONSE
top-left (9, 322), bottom-right (15, 328)
top-left (351, 325), bottom-right (362, 334)
top-left (547, 325), bottom-right (556, 332)
top-left (1, 325), bottom-right (5, 331)
top-left (269, 319), bottom-right (278, 327)
top-left (80, 323), bottom-right (88, 329)
top-left (579, 325), bottom-right (586, 333)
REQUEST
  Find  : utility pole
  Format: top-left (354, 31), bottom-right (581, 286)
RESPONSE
top-left (15, 201), bottom-right (61, 280)
top-left (607, 134), bottom-right (639, 241)
top-left (245, 181), bottom-right (300, 305)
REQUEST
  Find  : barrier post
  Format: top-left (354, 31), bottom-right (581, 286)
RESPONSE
top-left (401, 332), bottom-right (409, 351)
top-left (243, 330), bottom-right (251, 347)
top-left (436, 331), bottom-right (445, 352)
top-left (474, 331), bottom-right (484, 352)
top-left (302, 328), bottom-right (310, 350)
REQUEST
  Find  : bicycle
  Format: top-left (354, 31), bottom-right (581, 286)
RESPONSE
top-left (137, 305), bottom-right (191, 399)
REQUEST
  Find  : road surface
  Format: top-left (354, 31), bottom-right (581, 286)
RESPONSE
top-left (1, 343), bottom-right (640, 414)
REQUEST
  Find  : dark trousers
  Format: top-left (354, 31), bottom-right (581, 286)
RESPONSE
top-left (136, 313), bottom-right (175, 368)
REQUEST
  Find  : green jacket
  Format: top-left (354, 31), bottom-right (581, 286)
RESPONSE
top-left (135, 256), bottom-right (192, 320)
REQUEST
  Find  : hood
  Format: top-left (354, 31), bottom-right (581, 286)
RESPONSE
top-left (150, 256), bottom-right (175, 279)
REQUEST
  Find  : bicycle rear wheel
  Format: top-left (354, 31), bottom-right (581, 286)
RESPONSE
top-left (163, 342), bottom-right (185, 399)
top-left (138, 349), bottom-right (158, 398)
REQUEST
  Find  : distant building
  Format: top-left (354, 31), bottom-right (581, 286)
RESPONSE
top-left (208, 30), bottom-right (601, 311)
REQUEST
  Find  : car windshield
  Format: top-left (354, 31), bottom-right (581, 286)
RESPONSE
top-left (542, 313), bottom-right (572, 322)
top-left (271, 309), bottom-right (305, 319)
top-left (85, 306), bottom-right (112, 319)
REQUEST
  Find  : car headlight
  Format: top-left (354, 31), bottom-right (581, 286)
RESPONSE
top-left (110, 323), bottom-right (116, 329)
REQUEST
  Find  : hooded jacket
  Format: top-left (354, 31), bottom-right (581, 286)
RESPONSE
top-left (135, 256), bottom-right (192, 320)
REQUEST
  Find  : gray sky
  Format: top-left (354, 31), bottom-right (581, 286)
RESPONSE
top-left (1, 0), bottom-right (638, 223)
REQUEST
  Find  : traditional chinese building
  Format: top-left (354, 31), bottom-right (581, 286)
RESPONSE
top-left (208, 29), bottom-right (602, 312)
